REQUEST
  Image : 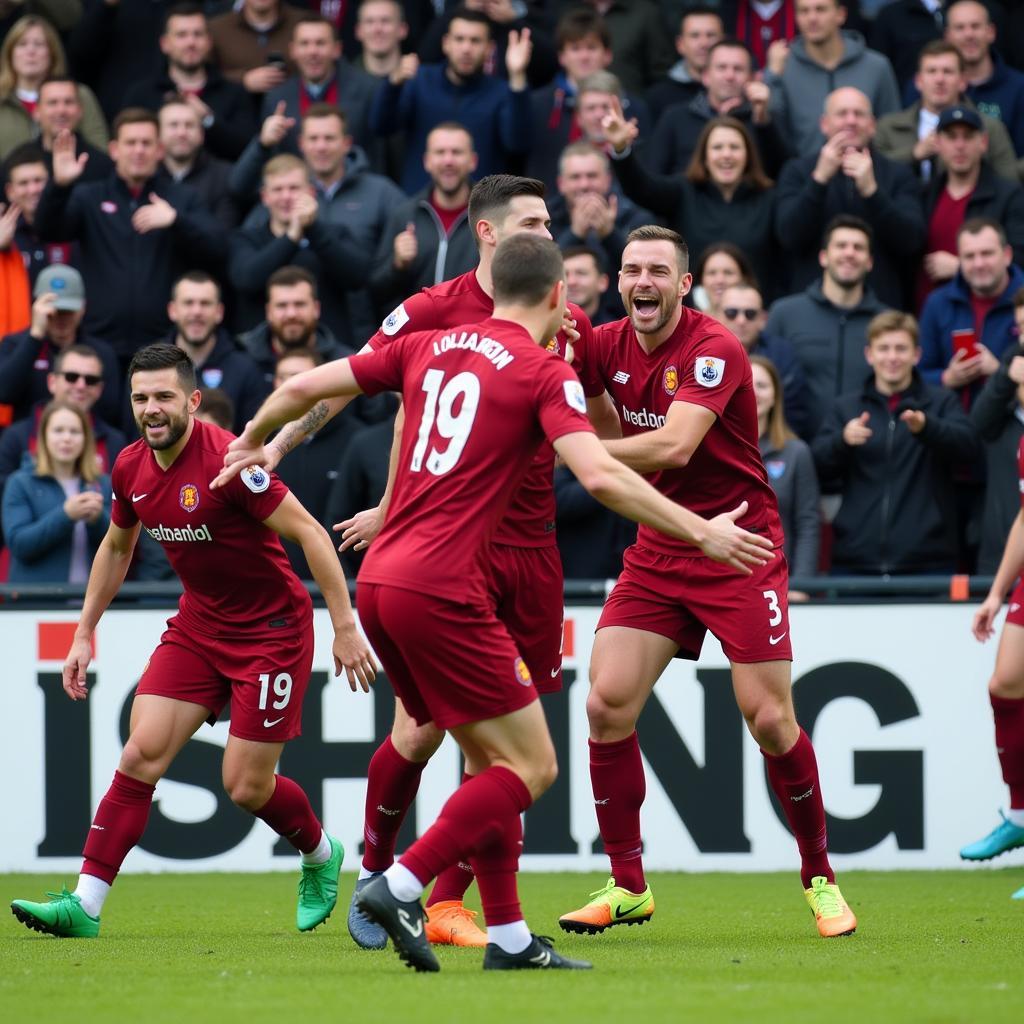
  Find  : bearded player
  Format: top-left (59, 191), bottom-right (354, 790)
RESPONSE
top-left (11, 345), bottom-right (377, 938)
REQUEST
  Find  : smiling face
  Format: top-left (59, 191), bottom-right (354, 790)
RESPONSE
top-left (557, 151), bottom-right (610, 205)
top-left (5, 159), bottom-right (47, 220)
top-left (37, 81), bottom-right (83, 138)
top-left (946, 1), bottom-right (995, 66)
top-left (820, 87), bottom-right (875, 150)
top-left (699, 250), bottom-right (744, 309)
top-left (299, 113), bottom-right (349, 180)
top-left (703, 125), bottom-right (748, 189)
top-left (169, 278), bottom-right (223, 347)
top-left (130, 367), bottom-right (196, 451)
top-left (159, 102), bottom-right (203, 162)
top-left (11, 24), bottom-right (52, 81)
top-left (110, 121), bottom-right (163, 184)
top-left (958, 225), bottom-right (1012, 297)
top-left (820, 226), bottom-right (873, 288)
top-left (702, 45), bottom-right (751, 107)
top-left (355, 0), bottom-right (407, 57)
top-left (423, 126), bottom-right (476, 198)
top-left (866, 329), bottom-right (919, 393)
top-left (291, 22), bottom-right (341, 83)
top-left (751, 361), bottom-right (776, 422)
top-left (619, 239), bottom-right (690, 337)
top-left (935, 123), bottom-right (986, 175)
top-left (48, 352), bottom-right (103, 410)
top-left (161, 13), bottom-right (211, 73)
top-left (43, 406), bottom-right (86, 467)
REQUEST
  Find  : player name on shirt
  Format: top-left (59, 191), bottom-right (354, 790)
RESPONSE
top-left (433, 330), bottom-right (515, 370)
top-left (145, 523), bottom-right (213, 543)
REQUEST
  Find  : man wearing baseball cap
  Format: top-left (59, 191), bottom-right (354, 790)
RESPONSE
top-left (0, 265), bottom-right (121, 427)
top-left (917, 103), bottom-right (1024, 309)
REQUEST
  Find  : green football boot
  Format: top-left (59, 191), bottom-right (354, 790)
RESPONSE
top-left (296, 835), bottom-right (344, 931)
top-left (11, 888), bottom-right (100, 938)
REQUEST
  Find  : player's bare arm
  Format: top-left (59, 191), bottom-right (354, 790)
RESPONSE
top-left (63, 521), bottom-right (141, 700)
top-left (974, 509), bottom-right (1024, 642)
top-left (263, 493), bottom-right (378, 691)
top-left (602, 401), bottom-right (715, 473)
top-left (586, 392), bottom-right (622, 440)
top-left (553, 431), bottom-right (772, 574)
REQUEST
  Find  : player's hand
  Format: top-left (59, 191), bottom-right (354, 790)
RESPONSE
top-left (972, 594), bottom-right (1003, 642)
top-left (942, 348), bottom-right (984, 389)
top-left (698, 501), bottom-right (775, 575)
top-left (132, 193), bottom-right (177, 234)
top-left (210, 430), bottom-right (281, 489)
top-left (923, 250), bottom-right (959, 282)
top-left (601, 94), bottom-right (639, 155)
top-left (331, 620), bottom-right (379, 692)
top-left (900, 409), bottom-right (926, 434)
top-left (51, 128), bottom-right (88, 187)
top-left (334, 504), bottom-right (385, 552)
top-left (62, 635), bottom-right (92, 700)
top-left (842, 411), bottom-right (873, 446)
top-left (259, 100), bottom-right (296, 147)
top-left (393, 221), bottom-right (418, 269)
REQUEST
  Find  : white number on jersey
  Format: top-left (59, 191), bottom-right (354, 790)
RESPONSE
top-left (258, 672), bottom-right (293, 710)
top-left (762, 590), bottom-right (783, 627)
top-left (410, 368), bottom-right (481, 476)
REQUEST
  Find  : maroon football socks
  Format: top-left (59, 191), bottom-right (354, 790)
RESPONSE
top-left (991, 694), bottom-right (1024, 807)
top-left (81, 770), bottom-right (156, 883)
top-left (426, 772), bottom-right (476, 907)
top-left (360, 735), bottom-right (428, 872)
top-left (253, 774), bottom-right (323, 854)
top-left (589, 732), bottom-right (647, 894)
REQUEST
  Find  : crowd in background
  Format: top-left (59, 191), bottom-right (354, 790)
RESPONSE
top-left (2, 0), bottom-right (1024, 588)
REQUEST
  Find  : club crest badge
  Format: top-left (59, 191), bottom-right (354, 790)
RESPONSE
top-left (179, 483), bottom-right (200, 512)
top-left (663, 364), bottom-right (679, 395)
top-left (514, 657), bottom-right (532, 686)
top-left (695, 356), bottom-right (725, 388)
top-left (242, 466), bottom-right (270, 494)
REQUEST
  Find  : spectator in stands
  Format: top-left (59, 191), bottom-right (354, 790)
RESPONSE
top-left (34, 77), bottom-right (114, 184)
top-left (526, 7), bottom-right (648, 190)
top-left (2, 399), bottom-right (111, 583)
top-left (775, 86), bottom-right (925, 309)
top-left (353, 0), bottom-right (408, 79)
top-left (167, 270), bottom-right (269, 434)
top-left (970, 287), bottom-right (1024, 574)
top-left (208, 0), bottom-right (305, 99)
top-left (0, 343), bottom-right (126, 499)
top-left (875, 40), bottom-right (1018, 184)
top-left (0, 0), bottom-right (81, 39)
top-left (1, 144), bottom-right (74, 292)
top-left (750, 354), bottom-right (819, 590)
top-left (870, 0), bottom-right (947, 94)
top-left (766, 214), bottom-right (885, 435)
top-left (562, 244), bottom-right (617, 326)
top-left (945, 0), bottom-right (1024, 155)
top-left (645, 4), bottom-right (723, 122)
top-left (369, 8), bottom-right (531, 192)
top-left (122, 3), bottom-right (257, 162)
top-left (34, 108), bottom-right (226, 364)
top-left (811, 309), bottom-right (978, 575)
top-left (195, 386), bottom-right (235, 431)
top-left (369, 121), bottom-right (478, 318)
top-left (0, 265), bottom-right (120, 427)
top-left (603, 102), bottom-right (779, 300)
top-left (549, 141), bottom-right (651, 285)
top-left (918, 105), bottom-right (1024, 308)
top-left (765, 0), bottom-right (899, 158)
top-left (258, 15), bottom-right (380, 159)
top-left (0, 15), bottom-right (108, 159)
top-left (690, 240), bottom-right (758, 319)
top-left (646, 39), bottom-right (788, 180)
top-left (158, 98), bottom-right (238, 229)
top-left (721, 282), bottom-right (811, 439)
top-left (571, 70), bottom-right (652, 158)
top-left (919, 217), bottom-right (1024, 409)
top-left (716, 1), bottom-right (799, 75)
top-left (576, 0), bottom-right (674, 96)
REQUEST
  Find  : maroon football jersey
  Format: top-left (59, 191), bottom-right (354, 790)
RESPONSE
top-left (579, 307), bottom-right (783, 556)
top-left (351, 316), bottom-right (594, 604)
top-left (370, 270), bottom-right (593, 547)
top-left (110, 419), bottom-right (311, 637)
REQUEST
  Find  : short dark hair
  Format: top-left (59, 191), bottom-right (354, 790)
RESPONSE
top-left (918, 39), bottom-right (964, 71)
top-left (54, 344), bottom-right (101, 374)
top-left (172, 269), bottom-right (221, 302)
top-left (293, 13), bottom-right (339, 40)
top-left (163, 2), bottom-right (206, 33)
top-left (112, 107), bottom-right (159, 138)
top-left (707, 38), bottom-right (755, 67)
top-left (491, 235), bottom-right (564, 307)
top-left (267, 265), bottom-right (319, 299)
top-left (625, 225), bottom-right (690, 275)
top-left (127, 344), bottom-right (197, 393)
top-left (958, 215), bottom-right (1007, 247)
top-left (561, 244), bottom-right (607, 275)
top-left (38, 75), bottom-right (80, 96)
top-left (3, 143), bottom-right (46, 183)
top-left (445, 7), bottom-right (491, 35)
top-left (555, 8), bottom-right (611, 51)
top-left (822, 214), bottom-right (874, 251)
top-left (197, 387), bottom-right (234, 430)
top-left (468, 175), bottom-right (546, 238)
top-left (302, 102), bottom-right (347, 130)
top-left (681, 5), bottom-right (724, 32)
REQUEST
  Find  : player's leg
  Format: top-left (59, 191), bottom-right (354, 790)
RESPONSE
top-left (960, 621), bottom-right (1024, 863)
top-left (11, 694), bottom-right (209, 937)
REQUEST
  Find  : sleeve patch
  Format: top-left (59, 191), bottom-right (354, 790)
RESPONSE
top-left (563, 379), bottom-right (587, 414)
top-left (241, 465), bottom-right (271, 493)
top-left (694, 356), bottom-right (725, 388)
top-left (381, 303), bottom-right (410, 336)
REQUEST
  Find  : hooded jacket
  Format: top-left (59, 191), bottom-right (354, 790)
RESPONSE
top-left (964, 50), bottom-right (1024, 156)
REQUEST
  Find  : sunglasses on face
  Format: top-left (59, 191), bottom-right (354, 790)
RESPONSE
top-left (59, 371), bottom-right (102, 386)
top-left (722, 307), bottom-right (760, 321)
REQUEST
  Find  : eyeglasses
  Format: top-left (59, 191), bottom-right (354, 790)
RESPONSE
top-left (58, 371), bottom-right (102, 386)
top-left (722, 307), bottom-right (760, 321)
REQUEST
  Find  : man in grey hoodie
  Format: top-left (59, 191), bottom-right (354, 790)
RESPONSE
top-left (766, 0), bottom-right (900, 157)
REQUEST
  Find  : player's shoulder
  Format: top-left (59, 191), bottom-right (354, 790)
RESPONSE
top-left (677, 307), bottom-right (745, 356)
top-left (426, 271), bottom-right (477, 301)
top-left (593, 315), bottom-right (634, 346)
top-left (112, 437), bottom-right (150, 473)
top-left (192, 419), bottom-right (236, 459)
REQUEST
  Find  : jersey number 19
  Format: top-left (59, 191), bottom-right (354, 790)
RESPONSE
top-left (410, 368), bottom-right (481, 476)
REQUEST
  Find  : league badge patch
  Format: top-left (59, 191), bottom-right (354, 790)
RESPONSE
top-left (695, 356), bottom-right (725, 388)
top-left (766, 459), bottom-right (785, 480)
top-left (242, 466), bottom-right (271, 493)
top-left (563, 379), bottom-right (587, 414)
top-left (381, 303), bottom-right (409, 336)
top-left (663, 364), bottom-right (679, 395)
top-left (179, 483), bottom-right (200, 512)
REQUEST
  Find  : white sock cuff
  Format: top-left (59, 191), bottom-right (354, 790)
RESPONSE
top-left (384, 861), bottom-right (424, 902)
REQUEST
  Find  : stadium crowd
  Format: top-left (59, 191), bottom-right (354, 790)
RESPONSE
top-left (5, 0), bottom-right (1024, 585)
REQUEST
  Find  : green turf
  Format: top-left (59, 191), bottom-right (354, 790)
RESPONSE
top-left (3, 870), bottom-right (1023, 1024)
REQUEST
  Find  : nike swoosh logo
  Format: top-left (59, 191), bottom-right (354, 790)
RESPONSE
top-left (550, 666), bottom-right (560, 678)
top-left (398, 908), bottom-right (423, 937)
top-left (132, 492), bottom-right (148, 502)
top-left (614, 901), bottom-right (648, 918)
top-left (769, 632), bottom-right (787, 645)
top-left (263, 717), bottom-right (285, 728)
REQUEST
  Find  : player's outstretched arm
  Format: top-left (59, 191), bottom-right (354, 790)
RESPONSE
top-left (602, 401), bottom-right (714, 473)
top-left (974, 508), bottom-right (1024, 642)
top-left (553, 431), bottom-right (773, 574)
top-left (63, 521), bottom-right (140, 700)
top-left (586, 392), bottom-right (622, 440)
top-left (263, 493), bottom-right (378, 691)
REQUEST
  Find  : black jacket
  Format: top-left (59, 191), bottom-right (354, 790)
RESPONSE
top-left (122, 63), bottom-right (257, 162)
top-left (774, 149), bottom-right (926, 309)
top-left (811, 370), bottom-right (979, 574)
top-left (34, 173), bottom-right (227, 359)
top-left (554, 464), bottom-right (634, 580)
top-left (870, 1), bottom-right (946, 93)
top-left (41, 132), bottom-right (113, 185)
top-left (163, 152), bottom-right (240, 230)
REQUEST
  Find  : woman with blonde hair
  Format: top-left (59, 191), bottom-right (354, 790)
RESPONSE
top-left (2, 399), bottom-right (111, 582)
top-left (750, 354), bottom-right (820, 596)
top-left (0, 15), bottom-right (107, 157)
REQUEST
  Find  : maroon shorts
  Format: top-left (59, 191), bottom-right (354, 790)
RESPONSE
top-left (488, 542), bottom-right (565, 693)
top-left (136, 616), bottom-right (314, 742)
top-left (597, 543), bottom-right (793, 663)
top-left (1007, 580), bottom-right (1024, 628)
top-left (357, 582), bottom-right (539, 730)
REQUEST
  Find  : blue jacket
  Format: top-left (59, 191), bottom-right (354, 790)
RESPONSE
top-left (2, 456), bottom-right (111, 583)
top-left (918, 263), bottom-right (1024, 405)
top-left (370, 63), bottom-right (531, 193)
top-left (965, 51), bottom-right (1024, 157)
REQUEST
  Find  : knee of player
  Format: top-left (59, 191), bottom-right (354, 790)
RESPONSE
top-left (989, 672), bottom-right (1024, 700)
top-left (519, 752), bottom-right (558, 800)
top-left (585, 686), bottom-right (634, 735)
top-left (392, 718), bottom-right (444, 762)
top-left (118, 739), bottom-right (166, 783)
top-left (224, 773), bottom-right (274, 811)
top-left (747, 700), bottom-right (794, 750)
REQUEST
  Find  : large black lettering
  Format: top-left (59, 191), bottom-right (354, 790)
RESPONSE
top-left (771, 662), bottom-right (924, 853)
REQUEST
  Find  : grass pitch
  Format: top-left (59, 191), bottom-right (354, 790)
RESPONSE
top-left (2, 870), bottom-right (1022, 1024)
